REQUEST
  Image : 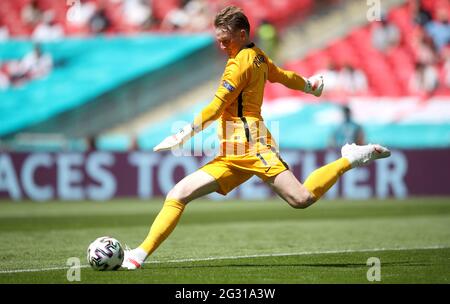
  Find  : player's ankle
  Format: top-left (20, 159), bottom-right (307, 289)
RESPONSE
top-left (133, 247), bottom-right (149, 262)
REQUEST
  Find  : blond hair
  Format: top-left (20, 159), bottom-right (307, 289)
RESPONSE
top-left (214, 6), bottom-right (250, 35)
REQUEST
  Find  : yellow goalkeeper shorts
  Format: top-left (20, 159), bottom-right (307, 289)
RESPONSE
top-left (200, 147), bottom-right (289, 195)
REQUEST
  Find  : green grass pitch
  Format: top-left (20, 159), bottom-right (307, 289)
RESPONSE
top-left (0, 197), bottom-right (449, 284)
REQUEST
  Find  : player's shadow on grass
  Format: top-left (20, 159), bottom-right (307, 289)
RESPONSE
top-left (154, 261), bottom-right (431, 269)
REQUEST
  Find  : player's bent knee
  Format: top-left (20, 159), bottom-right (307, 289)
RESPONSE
top-left (291, 201), bottom-right (310, 209)
top-left (166, 184), bottom-right (192, 204)
top-left (290, 192), bottom-right (315, 209)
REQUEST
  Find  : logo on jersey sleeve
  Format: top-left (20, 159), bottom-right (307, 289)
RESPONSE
top-left (253, 54), bottom-right (266, 68)
top-left (222, 80), bottom-right (235, 92)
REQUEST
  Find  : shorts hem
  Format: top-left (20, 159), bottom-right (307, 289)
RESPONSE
top-left (199, 168), bottom-right (228, 196)
top-left (257, 167), bottom-right (289, 182)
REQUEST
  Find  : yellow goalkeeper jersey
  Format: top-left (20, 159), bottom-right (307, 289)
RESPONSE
top-left (193, 42), bottom-right (306, 156)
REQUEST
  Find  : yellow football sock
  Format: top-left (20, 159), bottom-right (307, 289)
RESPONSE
top-left (303, 158), bottom-right (352, 201)
top-left (138, 198), bottom-right (186, 256)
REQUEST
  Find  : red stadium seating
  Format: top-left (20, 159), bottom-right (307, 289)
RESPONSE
top-left (266, 1), bottom-right (450, 100)
top-left (2, 0), bottom-right (447, 99)
top-left (0, 0), bottom-right (313, 37)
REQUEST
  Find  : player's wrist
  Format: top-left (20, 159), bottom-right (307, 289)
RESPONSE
top-left (175, 124), bottom-right (194, 142)
top-left (303, 78), bottom-right (313, 93)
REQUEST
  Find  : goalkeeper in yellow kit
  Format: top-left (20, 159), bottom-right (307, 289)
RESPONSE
top-left (121, 6), bottom-right (390, 269)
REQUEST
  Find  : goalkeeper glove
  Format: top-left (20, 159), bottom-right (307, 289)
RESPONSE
top-left (304, 75), bottom-right (324, 97)
top-left (153, 124), bottom-right (194, 152)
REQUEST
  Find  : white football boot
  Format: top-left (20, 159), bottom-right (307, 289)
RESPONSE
top-left (341, 143), bottom-right (391, 168)
top-left (121, 247), bottom-right (146, 270)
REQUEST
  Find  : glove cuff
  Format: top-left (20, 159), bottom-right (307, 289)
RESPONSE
top-left (175, 124), bottom-right (194, 143)
top-left (303, 78), bottom-right (313, 93)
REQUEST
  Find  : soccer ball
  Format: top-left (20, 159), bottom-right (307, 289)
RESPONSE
top-left (87, 236), bottom-right (124, 271)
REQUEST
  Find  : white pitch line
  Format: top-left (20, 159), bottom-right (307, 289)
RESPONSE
top-left (145, 245), bottom-right (449, 264)
top-left (0, 264), bottom-right (90, 274)
top-left (0, 245), bottom-right (448, 275)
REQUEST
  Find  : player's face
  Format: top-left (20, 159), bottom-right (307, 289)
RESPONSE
top-left (215, 28), bottom-right (246, 58)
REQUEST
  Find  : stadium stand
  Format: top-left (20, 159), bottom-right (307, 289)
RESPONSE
top-left (0, 0), bottom-right (313, 37)
top-left (0, 0), bottom-right (319, 151)
top-left (0, 34), bottom-right (214, 137)
top-left (265, 0), bottom-right (450, 100)
top-left (131, 0), bottom-right (450, 150)
top-left (0, 0), bottom-right (449, 151)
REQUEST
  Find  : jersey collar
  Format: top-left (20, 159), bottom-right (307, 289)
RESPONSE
top-left (234, 42), bottom-right (255, 58)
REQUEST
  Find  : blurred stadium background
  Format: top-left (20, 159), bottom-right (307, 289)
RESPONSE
top-left (0, 0), bottom-right (449, 201)
top-left (0, 0), bottom-right (449, 284)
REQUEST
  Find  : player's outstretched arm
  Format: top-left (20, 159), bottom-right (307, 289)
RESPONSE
top-left (153, 123), bottom-right (195, 152)
top-left (267, 58), bottom-right (324, 97)
top-left (154, 59), bottom-right (244, 152)
top-left (153, 96), bottom-right (227, 152)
